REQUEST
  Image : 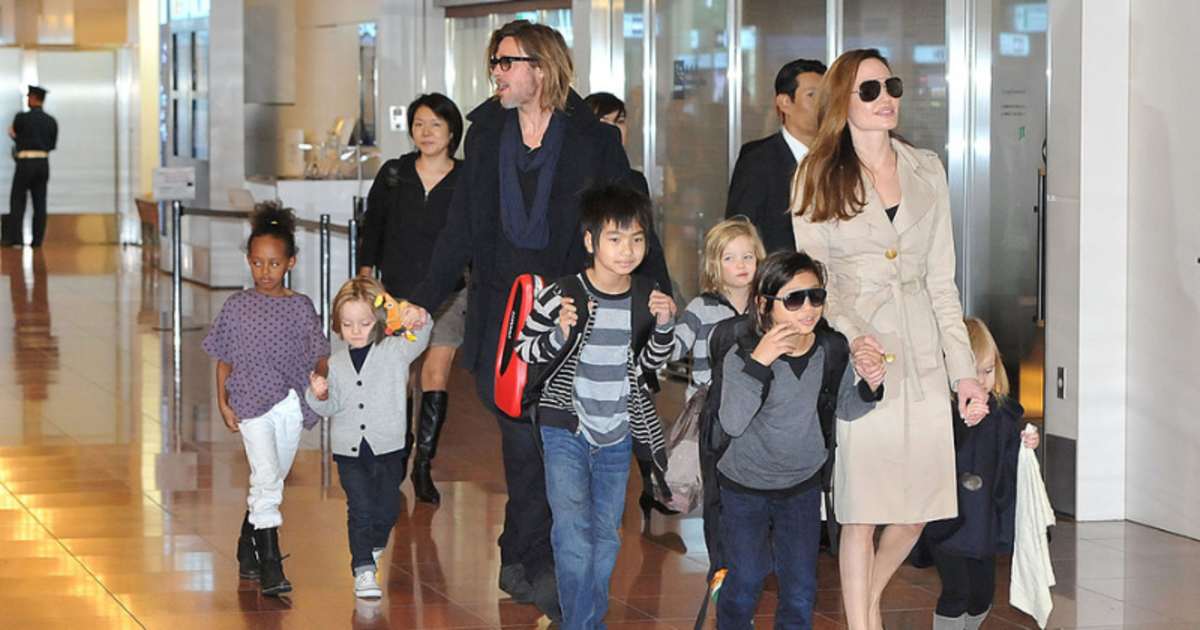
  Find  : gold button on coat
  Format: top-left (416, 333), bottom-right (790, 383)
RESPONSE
top-left (885, 248), bottom-right (898, 260)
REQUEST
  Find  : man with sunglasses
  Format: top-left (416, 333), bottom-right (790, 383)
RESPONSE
top-left (399, 19), bottom-right (672, 623)
top-left (726, 59), bottom-right (826, 253)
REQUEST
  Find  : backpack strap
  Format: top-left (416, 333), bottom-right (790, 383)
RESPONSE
top-left (521, 274), bottom-right (588, 410)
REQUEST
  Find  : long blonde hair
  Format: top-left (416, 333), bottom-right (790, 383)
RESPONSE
top-left (331, 277), bottom-right (386, 344)
top-left (790, 48), bottom-right (908, 223)
top-left (487, 20), bottom-right (574, 111)
top-left (964, 317), bottom-right (1010, 398)
top-left (701, 217), bottom-right (766, 296)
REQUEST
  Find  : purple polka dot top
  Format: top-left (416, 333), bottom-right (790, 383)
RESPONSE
top-left (202, 289), bottom-right (331, 429)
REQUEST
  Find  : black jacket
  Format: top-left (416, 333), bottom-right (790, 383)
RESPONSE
top-left (924, 395), bottom-right (1023, 559)
top-left (725, 131), bottom-right (798, 253)
top-left (359, 152), bottom-right (463, 298)
top-left (12, 107), bottom-right (57, 153)
top-left (409, 90), bottom-right (673, 409)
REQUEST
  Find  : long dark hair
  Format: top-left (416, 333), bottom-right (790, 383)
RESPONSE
top-left (247, 200), bottom-right (297, 258)
top-left (750, 250), bottom-right (826, 334)
top-left (791, 48), bottom-right (908, 223)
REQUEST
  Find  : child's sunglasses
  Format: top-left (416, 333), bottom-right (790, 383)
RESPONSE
top-left (855, 77), bottom-right (904, 102)
top-left (764, 288), bottom-right (827, 310)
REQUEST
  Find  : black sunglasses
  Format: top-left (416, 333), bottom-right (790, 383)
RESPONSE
top-left (764, 288), bottom-right (827, 311)
top-left (855, 77), bottom-right (904, 102)
top-left (489, 55), bottom-right (537, 72)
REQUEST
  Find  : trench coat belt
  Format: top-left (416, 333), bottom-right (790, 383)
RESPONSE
top-left (855, 276), bottom-right (928, 402)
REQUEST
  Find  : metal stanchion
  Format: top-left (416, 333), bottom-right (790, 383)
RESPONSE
top-left (171, 200), bottom-right (184, 445)
top-left (347, 218), bottom-right (358, 277)
top-left (319, 214), bottom-right (333, 488)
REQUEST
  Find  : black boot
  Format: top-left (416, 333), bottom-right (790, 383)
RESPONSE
top-left (236, 511), bottom-right (260, 580)
top-left (412, 391), bottom-right (448, 504)
top-left (637, 458), bottom-right (678, 524)
top-left (253, 527), bottom-right (292, 596)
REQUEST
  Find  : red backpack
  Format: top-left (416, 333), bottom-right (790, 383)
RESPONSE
top-left (494, 273), bottom-right (544, 418)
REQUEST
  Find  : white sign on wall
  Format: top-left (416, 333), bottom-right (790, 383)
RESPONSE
top-left (152, 166), bottom-right (196, 200)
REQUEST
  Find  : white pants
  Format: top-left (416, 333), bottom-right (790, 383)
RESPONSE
top-left (240, 389), bottom-right (304, 529)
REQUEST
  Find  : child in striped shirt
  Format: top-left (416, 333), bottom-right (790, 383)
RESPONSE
top-left (515, 185), bottom-right (675, 630)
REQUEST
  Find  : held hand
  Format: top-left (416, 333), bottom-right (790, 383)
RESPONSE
top-left (1022, 426), bottom-right (1041, 450)
top-left (308, 371), bottom-right (328, 400)
top-left (558, 296), bottom-right (579, 338)
top-left (963, 398), bottom-right (989, 426)
top-left (851, 335), bottom-right (887, 388)
top-left (957, 377), bottom-right (989, 424)
top-left (750, 322), bottom-right (803, 366)
top-left (648, 290), bottom-right (675, 327)
top-left (399, 303), bottom-right (430, 331)
top-left (218, 403), bottom-right (240, 433)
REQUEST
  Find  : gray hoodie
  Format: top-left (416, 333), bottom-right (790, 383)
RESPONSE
top-left (717, 344), bottom-right (877, 491)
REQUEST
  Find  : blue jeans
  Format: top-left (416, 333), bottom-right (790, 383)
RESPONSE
top-left (717, 481), bottom-right (822, 630)
top-left (541, 426), bottom-right (632, 630)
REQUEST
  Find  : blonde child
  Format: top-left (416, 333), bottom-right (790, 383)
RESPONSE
top-left (201, 202), bottom-right (331, 596)
top-left (306, 277), bottom-right (431, 598)
top-left (926, 317), bottom-right (1039, 630)
top-left (667, 217), bottom-right (765, 569)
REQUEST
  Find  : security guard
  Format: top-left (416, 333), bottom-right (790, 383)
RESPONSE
top-left (2, 85), bottom-right (57, 247)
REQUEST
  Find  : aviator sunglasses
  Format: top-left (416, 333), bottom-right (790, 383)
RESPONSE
top-left (854, 77), bottom-right (904, 102)
top-left (489, 55), bottom-right (537, 72)
top-left (764, 288), bottom-right (827, 311)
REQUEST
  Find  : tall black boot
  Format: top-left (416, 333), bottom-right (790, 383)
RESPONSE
top-left (236, 511), bottom-right (260, 580)
top-left (254, 527), bottom-right (292, 596)
top-left (412, 391), bottom-right (448, 504)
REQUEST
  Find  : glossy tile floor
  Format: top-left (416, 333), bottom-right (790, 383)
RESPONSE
top-left (2, 245), bottom-right (1199, 629)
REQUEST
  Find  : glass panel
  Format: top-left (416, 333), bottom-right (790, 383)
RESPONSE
top-left (971, 0), bottom-right (1048, 416)
top-left (655, 0), bottom-right (729, 299)
top-left (623, 1), bottom-right (646, 173)
top-left (843, 0), bottom-right (948, 164)
top-left (192, 97), bottom-right (208, 159)
top-left (193, 29), bottom-right (208, 93)
top-left (739, 0), bottom-right (826, 146)
top-left (358, 22), bottom-right (378, 146)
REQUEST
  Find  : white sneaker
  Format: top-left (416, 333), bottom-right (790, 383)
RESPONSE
top-left (372, 547), bottom-right (385, 567)
top-left (354, 570), bottom-right (382, 599)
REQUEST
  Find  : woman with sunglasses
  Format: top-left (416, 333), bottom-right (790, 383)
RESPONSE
top-left (791, 49), bottom-right (989, 630)
top-left (712, 250), bottom-right (882, 629)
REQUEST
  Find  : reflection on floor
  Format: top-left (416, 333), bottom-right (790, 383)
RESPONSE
top-left (1, 245), bottom-right (1198, 629)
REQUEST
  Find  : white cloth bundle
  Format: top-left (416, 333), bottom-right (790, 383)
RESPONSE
top-left (1010, 423), bottom-right (1056, 627)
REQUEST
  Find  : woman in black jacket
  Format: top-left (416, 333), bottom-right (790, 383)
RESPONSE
top-left (357, 93), bottom-right (465, 505)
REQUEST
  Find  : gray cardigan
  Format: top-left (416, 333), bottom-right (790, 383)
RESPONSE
top-left (305, 328), bottom-right (430, 457)
top-left (718, 344), bottom-right (876, 490)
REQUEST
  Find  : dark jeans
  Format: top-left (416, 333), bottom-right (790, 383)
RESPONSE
top-left (496, 415), bottom-right (554, 578)
top-left (932, 547), bottom-right (995, 616)
top-left (336, 440), bottom-right (408, 574)
top-left (717, 481), bottom-right (822, 630)
top-left (6, 158), bottom-right (49, 245)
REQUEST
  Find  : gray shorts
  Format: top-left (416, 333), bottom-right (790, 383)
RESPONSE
top-left (430, 287), bottom-right (468, 348)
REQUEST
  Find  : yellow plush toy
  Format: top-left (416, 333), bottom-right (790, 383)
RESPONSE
top-left (373, 292), bottom-right (417, 341)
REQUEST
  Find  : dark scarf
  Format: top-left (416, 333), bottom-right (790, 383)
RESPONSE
top-left (498, 110), bottom-right (566, 249)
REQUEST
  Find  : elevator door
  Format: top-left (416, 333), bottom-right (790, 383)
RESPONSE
top-left (963, 1), bottom-right (1048, 418)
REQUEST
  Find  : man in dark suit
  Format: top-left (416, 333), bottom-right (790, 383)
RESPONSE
top-left (725, 59), bottom-right (825, 252)
top-left (3, 85), bottom-right (58, 247)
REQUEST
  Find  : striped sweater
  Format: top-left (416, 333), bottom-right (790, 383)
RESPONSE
top-left (516, 272), bottom-right (674, 469)
top-left (671, 292), bottom-right (741, 399)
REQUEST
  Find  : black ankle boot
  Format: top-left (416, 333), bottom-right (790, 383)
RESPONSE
top-left (236, 511), bottom-right (260, 580)
top-left (637, 458), bottom-right (678, 524)
top-left (412, 391), bottom-right (448, 504)
top-left (253, 527), bottom-right (292, 596)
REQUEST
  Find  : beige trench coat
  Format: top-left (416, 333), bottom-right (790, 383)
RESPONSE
top-left (793, 139), bottom-right (976, 524)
